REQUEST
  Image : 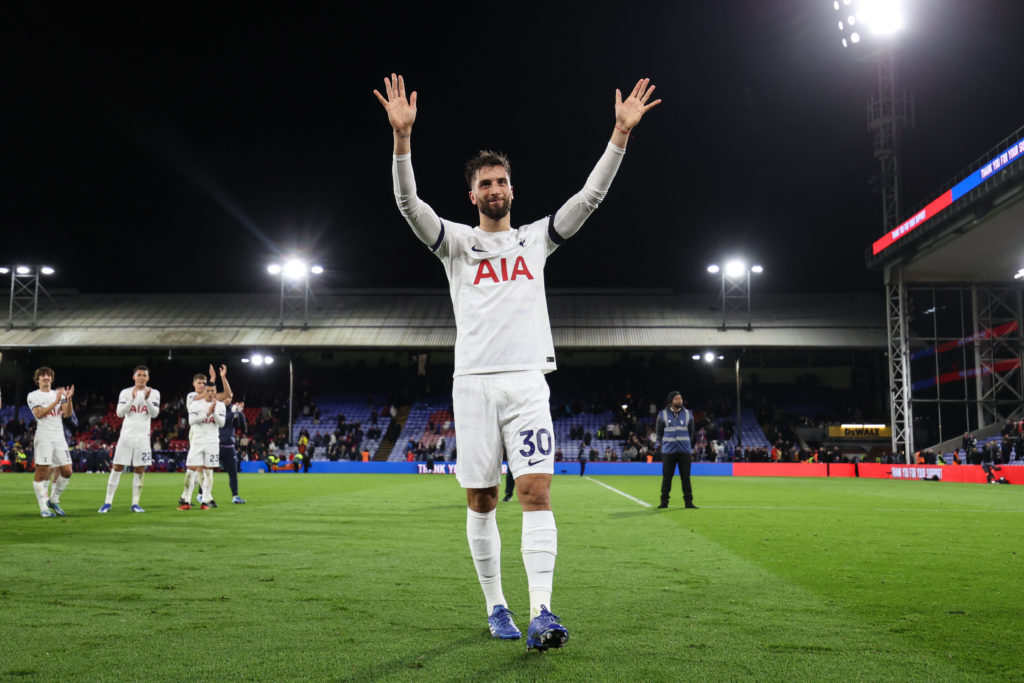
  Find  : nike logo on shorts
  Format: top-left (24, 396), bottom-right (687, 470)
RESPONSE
top-left (528, 458), bottom-right (544, 466)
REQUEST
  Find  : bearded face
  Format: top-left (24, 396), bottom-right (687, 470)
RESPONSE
top-left (471, 165), bottom-right (513, 221)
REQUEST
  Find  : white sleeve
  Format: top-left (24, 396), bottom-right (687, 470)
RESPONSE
top-left (188, 405), bottom-right (204, 426)
top-left (214, 403), bottom-right (227, 428)
top-left (116, 389), bottom-right (132, 418)
top-left (148, 389), bottom-right (161, 418)
top-left (550, 142), bottom-right (625, 242)
top-left (393, 154), bottom-right (444, 249)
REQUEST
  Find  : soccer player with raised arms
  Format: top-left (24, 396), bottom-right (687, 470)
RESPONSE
top-left (99, 365), bottom-right (160, 513)
top-left (375, 73), bottom-right (660, 650)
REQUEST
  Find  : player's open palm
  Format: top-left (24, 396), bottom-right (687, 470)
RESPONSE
top-left (615, 78), bottom-right (661, 130)
top-left (374, 73), bottom-right (417, 133)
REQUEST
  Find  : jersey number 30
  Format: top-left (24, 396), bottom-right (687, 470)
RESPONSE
top-left (519, 429), bottom-right (552, 457)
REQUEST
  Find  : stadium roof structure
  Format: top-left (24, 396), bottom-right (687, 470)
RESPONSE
top-left (0, 289), bottom-right (886, 350)
top-left (867, 122), bottom-right (1024, 282)
top-left (866, 121), bottom-right (1024, 460)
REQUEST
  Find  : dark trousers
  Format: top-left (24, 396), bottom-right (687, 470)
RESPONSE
top-left (579, 459), bottom-right (586, 476)
top-left (504, 468), bottom-right (515, 498)
top-left (220, 445), bottom-right (239, 496)
top-left (661, 451), bottom-right (693, 505)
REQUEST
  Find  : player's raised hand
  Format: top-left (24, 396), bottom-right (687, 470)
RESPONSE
top-left (219, 364), bottom-right (228, 379)
top-left (615, 78), bottom-right (662, 131)
top-left (144, 387), bottom-right (152, 399)
top-left (132, 386), bottom-right (139, 399)
top-left (373, 73), bottom-right (417, 134)
top-left (66, 385), bottom-right (75, 399)
top-left (208, 364), bottom-right (216, 381)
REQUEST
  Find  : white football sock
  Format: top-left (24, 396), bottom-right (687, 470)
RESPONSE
top-left (183, 470), bottom-right (197, 502)
top-left (467, 508), bottom-right (507, 615)
top-left (33, 480), bottom-right (50, 512)
top-left (132, 472), bottom-right (144, 506)
top-left (105, 470), bottom-right (122, 505)
top-left (521, 510), bottom-right (557, 619)
top-left (50, 475), bottom-right (70, 504)
top-left (202, 470), bottom-right (213, 503)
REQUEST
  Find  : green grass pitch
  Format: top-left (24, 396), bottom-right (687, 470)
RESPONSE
top-left (2, 472), bottom-right (1022, 681)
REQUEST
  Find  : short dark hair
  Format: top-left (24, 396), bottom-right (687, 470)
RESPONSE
top-left (193, 373), bottom-right (208, 382)
top-left (205, 381), bottom-right (217, 388)
top-left (134, 365), bottom-right (149, 374)
top-left (465, 150), bottom-right (511, 189)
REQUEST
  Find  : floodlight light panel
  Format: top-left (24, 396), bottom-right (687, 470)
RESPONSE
top-left (40, 266), bottom-right (55, 275)
top-left (857, 0), bottom-right (904, 35)
top-left (252, 355), bottom-right (264, 367)
top-left (310, 265), bottom-right (324, 274)
top-left (282, 259), bottom-right (308, 281)
top-left (264, 356), bottom-right (275, 365)
top-left (703, 351), bottom-right (716, 363)
top-left (724, 260), bottom-right (746, 278)
top-left (16, 266), bottom-right (30, 274)
top-left (707, 264), bottom-right (720, 274)
top-left (268, 264), bottom-right (282, 275)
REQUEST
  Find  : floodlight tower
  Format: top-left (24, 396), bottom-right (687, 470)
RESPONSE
top-left (835, 0), bottom-right (916, 462)
top-left (3, 265), bottom-right (56, 330)
top-left (707, 261), bottom-right (764, 331)
top-left (267, 259), bottom-right (323, 330)
top-left (835, 0), bottom-right (915, 233)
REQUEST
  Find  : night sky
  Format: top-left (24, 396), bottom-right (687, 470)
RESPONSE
top-left (6, 1), bottom-right (1024, 296)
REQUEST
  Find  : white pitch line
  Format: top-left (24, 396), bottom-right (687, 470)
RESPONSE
top-left (584, 477), bottom-right (653, 508)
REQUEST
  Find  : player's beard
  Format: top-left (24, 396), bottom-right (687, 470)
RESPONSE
top-left (479, 196), bottom-right (511, 221)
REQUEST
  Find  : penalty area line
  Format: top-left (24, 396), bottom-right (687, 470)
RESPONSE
top-left (584, 476), bottom-right (653, 508)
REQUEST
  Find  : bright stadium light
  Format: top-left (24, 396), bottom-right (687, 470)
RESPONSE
top-left (703, 351), bottom-right (716, 363)
top-left (267, 264), bottom-right (282, 275)
top-left (725, 260), bottom-right (746, 279)
top-left (1015, 268), bottom-right (1024, 280)
top-left (282, 259), bottom-right (307, 281)
top-left (16, 266), bottom-right (30, 275)
top-left (857, 0), bottom-right (904, 35)
top-left (0, 268), bottom-right (8, 275)
top-left (751, 264), bottom-right (764, 274)
top-left (834, 0), bottom-right (904, 48)
top-left (310, 265), bottom-right (324, 275)
top-left (40, 266), bottom-right (55, 275)
top-left (706, 264), bottom-right (720, 274)
top-left (691, 353), bottom-right (701, 361)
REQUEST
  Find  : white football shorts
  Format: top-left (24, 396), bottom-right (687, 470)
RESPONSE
top-left (113, 437), bottom-right (153, 468)
top-left (452, 370), bottom-right (555, 488)
top-left (186, 442), bottom-right (220, 469)
top-left (34, 439), bottom-right (71, 468)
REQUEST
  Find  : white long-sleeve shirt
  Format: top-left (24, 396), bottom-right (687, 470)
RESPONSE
top-left (393, 142), bottom-right (625, 376)
top-left (116, 386), bottom-right (161, 439)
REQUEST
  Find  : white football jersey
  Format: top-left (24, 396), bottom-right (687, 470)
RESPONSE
top-left (434, 218), bottom-right (559, 376)
top-left (188, 398), bottom-right (225, 443)
top-left (117, 387), bottom-right (161, 439)
top-left (27, 389), bottom-right (67, 441)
